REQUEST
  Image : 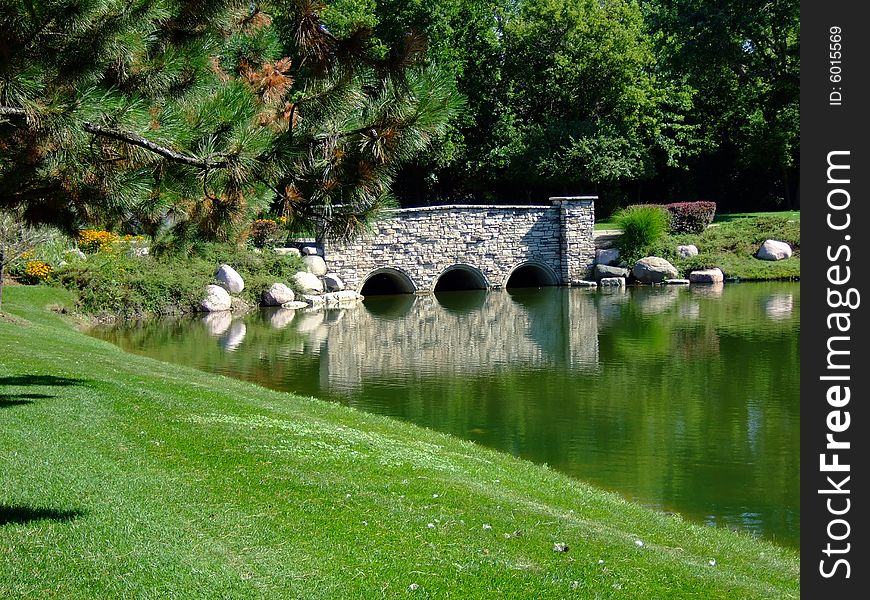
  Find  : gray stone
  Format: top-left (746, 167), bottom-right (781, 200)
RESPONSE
top-left (200, 284), bottom-right (231, 312)
top-left (689, 268), bottom-right (725, 284)
top-left (281, 301), bottom-right (309, 310)
top-left (677, 244), bottom-right (699, 258)
top-left (215, 264), bottom-right (245, 293)
top-left (303, 255), bottom-right (328, 276)
top-left (323, 273), bottom-right (345, 292)
top-left (261, 283), bottom-right (295, 306)
top-left (572, 280), bottom-right (598, 288)
top-left (595, 264), bottom-right (630, 280)
top-left (599, 277), bottom-right (626, 287)
top-left (757, 239), bottom-right (792, 261)
top-left (303, 294), bottom-right (327, 307)
top-left (302, 245), bottom-right (323, 256)
top-left (323, 291), bottom-right (364, 305)
top-left (293, 271), bottom-right (324, 293)
top-left (663, 278), bottom-right (690, 285)
top-left (274, 247), bottom-right (301, 257)
top-left (595, 248), bottom-right (620, 266)
top-left (632, 257), bottom-right (679, 284)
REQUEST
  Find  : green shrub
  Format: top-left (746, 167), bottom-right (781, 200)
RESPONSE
top-left (612, 205), bottom-right (671, 265)
top-left (663, 201), bottom-right (717, 233)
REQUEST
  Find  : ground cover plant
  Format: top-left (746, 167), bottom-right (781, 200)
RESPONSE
top-left (653, 216), bottom-right (800, 280)
top-left (53, 243), bottom-right (304, 319)
top-left (0, 286), bottom-right (799, 598)
top-left (611, 205), bottom-right (672, 265)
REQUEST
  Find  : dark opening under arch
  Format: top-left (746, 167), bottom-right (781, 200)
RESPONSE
top-left (505, 263), bottom-right (558, 289)
top-left (433, 265), bottom-right (488, 292)
top-left (360, 268), bottom-right (416, 296)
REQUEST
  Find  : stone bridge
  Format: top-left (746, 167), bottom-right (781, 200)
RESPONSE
top-left (322, 196), bottom-right (595, 294)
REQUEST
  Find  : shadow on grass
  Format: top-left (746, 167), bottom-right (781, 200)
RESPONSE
top-left (0, 375), bottom-right (88, 387)
top-left (0, 505), bottom-right (84, 526)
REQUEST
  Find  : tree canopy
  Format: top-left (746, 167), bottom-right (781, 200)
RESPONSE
top-left (0, 0), bottom-right (461, 241)
top-left (1, 0), bottom-right (799, 236)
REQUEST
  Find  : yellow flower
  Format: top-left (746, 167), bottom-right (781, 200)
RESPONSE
top-left (24, 260), bottom-right (53, 283)
top-left (78, 229), bottom-right (119, 253)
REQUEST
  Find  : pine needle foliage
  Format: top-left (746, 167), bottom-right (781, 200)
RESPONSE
top-left (0, 1), bottom-right (461, 242)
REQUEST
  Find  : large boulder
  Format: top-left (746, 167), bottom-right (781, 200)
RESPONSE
top-left (323, 273), bottom-right (346, 292)
top-left (303, 255), bottom-right (328, 276)
top-left (200, 284), bottom-right (231, 312)
top-left (302, 245), bottom-right (324, 257)
top-left (215, 264), bottom-right (244, 293)
top-left (689, 268), bottom-right (725, 284)
top-left (293, 271), bottom-right (324, 293)
top-left (757, 239), bottom-right (793, 261)
top-left (261, 283), bottom-right (295, 306)
top-left (595, 264), bottom-right (630, 280)
top-left (632, 257), bottom-right (679, 284)
top-left (677, 244), bottom-right (699, 259)
top-left (595, 248), bottom-right (621, 266)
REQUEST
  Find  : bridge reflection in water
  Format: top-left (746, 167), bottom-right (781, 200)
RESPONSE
top-left (318, 288), bottom-right (599, 394)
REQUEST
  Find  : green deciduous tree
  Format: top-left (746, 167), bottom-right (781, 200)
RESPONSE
top-left (0, 1), bottom-right (460, 241)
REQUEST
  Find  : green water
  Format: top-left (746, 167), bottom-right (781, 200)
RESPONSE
top-left (92, 282), bottom-right (800, 548)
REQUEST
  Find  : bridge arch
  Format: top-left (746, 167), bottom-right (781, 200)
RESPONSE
top-left (433, 264), bottom-right (489, 292)
top-left (359, 267), bottom-right (417, 295)
top-left (504, 261), bottom-right (559, 289)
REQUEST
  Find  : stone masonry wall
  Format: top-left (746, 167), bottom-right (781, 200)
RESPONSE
top-left (323, 197), bottom-right (595, 292)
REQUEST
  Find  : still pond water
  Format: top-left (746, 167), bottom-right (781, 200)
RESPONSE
top-left (93, 282), bottom-right (800, 548)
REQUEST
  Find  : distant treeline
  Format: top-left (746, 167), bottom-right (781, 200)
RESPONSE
top-left (328, 0), bottom-right (799, 216)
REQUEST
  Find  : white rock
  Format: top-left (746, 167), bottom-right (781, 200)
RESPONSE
top-left (689, 268), bottom-right (724, 284)
top-left (261, 283), bottom-right (295, 306)
top-left (757, 239), bottom-right (792, 261)
top-left (274, 247), bottom-right (301, 257)
top-left (215, 264), bottom-right (244, 293)
top-left (301, 245), bottom-right (323, 256)
top-left (632, 257), bottom-right (679, 283)
top-left (572, 280), bottom-right (598, 288)
top-left (293, 271), bottom-right (324, 293)
top-left (303, 255), bottom-right (328, 276)
top-left (129, 246), bottom-right (149, 257)
top-left (323, 273), bottom-right (345, 292)
top-left (200, 284), bottom-right (231, 312)
top-left (663, 278), bottom-right (690, 285)
top-left (677, 244), bottom-right (699, 258)
top-left (595, 248), bottom-right (621, 266)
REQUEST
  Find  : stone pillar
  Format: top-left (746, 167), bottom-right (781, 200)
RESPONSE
top-left (551, 196), bottom-right (596, 284)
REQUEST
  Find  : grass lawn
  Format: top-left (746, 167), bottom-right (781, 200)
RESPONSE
top-left (1, 287), bottom-right (799, 598)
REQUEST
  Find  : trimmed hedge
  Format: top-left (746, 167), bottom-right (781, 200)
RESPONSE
top-left (663, 201), bottom-right (717, 234)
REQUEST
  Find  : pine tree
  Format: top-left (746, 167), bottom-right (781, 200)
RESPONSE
top-left (0, 1), bottom-right (460, 242)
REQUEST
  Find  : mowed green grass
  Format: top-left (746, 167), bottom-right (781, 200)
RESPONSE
top-left (1, 287), bottom-right (799, 598)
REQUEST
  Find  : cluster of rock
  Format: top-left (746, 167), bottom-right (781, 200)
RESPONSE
top-left (575, 237), bottom-right (793, 289)
top-left (199, 245), bottom-right (363, 313)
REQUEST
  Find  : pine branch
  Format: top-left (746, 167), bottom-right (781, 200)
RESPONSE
top-left (82, 123), bottom-right (228, 170)
top-left (2, 106), bottom-right (228, 171)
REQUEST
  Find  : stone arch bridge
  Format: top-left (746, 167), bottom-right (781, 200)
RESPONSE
top-left (323, 197), bottom-right (596, 294)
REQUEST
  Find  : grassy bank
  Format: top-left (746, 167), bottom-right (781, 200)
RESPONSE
top-left (1, 287), bottom-right (798, 598)
top-left (598, 213), bottom-right (800, 281)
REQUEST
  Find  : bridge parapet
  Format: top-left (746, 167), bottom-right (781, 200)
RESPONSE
top-left (323, 197), bottom-right (595, 293)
